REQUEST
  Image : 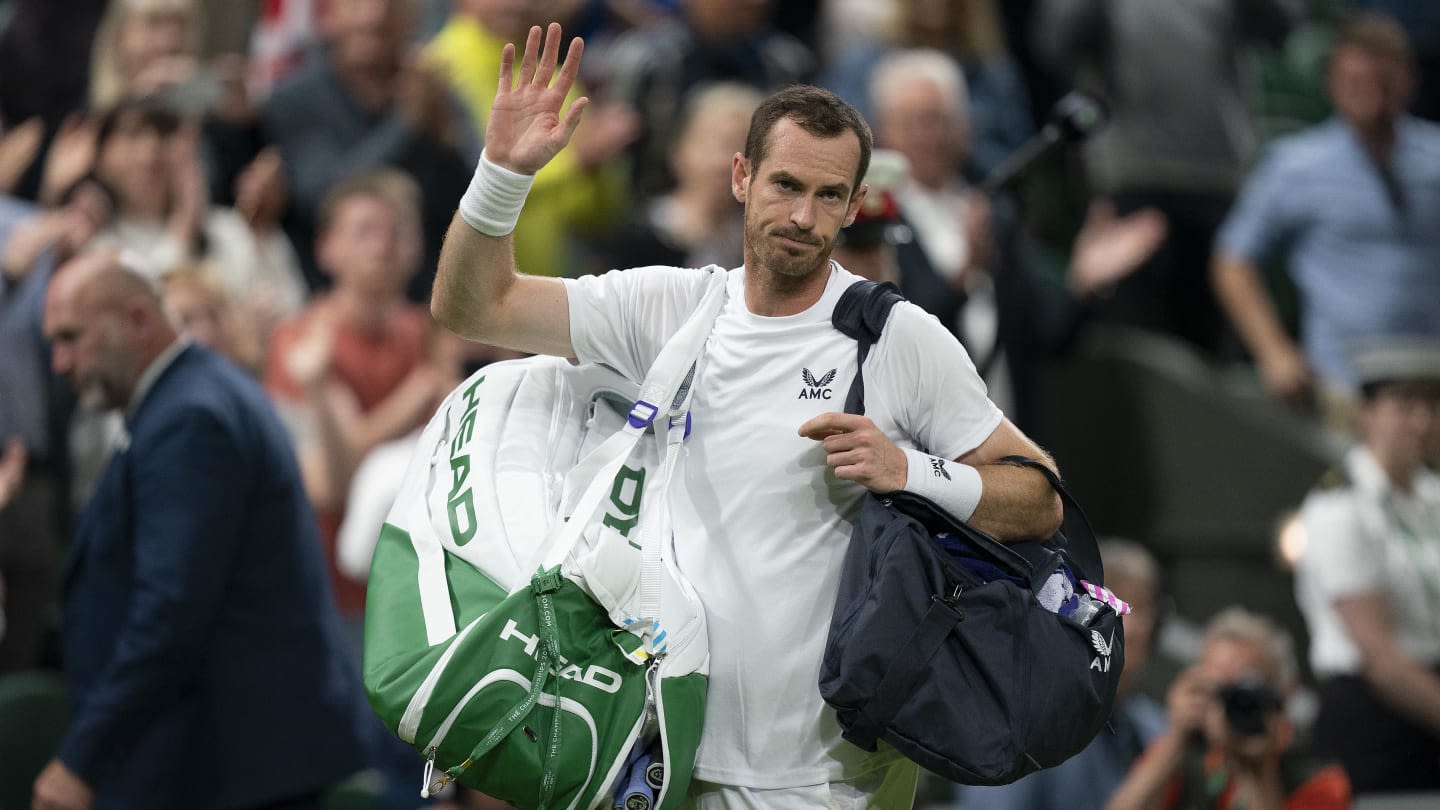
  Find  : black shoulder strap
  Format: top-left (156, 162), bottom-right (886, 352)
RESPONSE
top-left (832, 280), bottom-right (906, 416)
top-left (997, 455), bottom-right (1105, 584)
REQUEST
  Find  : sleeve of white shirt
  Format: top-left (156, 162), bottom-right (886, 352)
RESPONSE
top-left (563, 266), bottom-right (715, 383)
top-left (1299, 491), bottom-right (1385, 599)
top-left (867, 301), bottom-right (1003, 461)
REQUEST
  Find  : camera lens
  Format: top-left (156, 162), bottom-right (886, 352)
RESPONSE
top-left (1217, 679), bottom-right (1282, 737)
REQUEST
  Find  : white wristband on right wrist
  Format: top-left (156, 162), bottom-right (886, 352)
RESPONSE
top-left (458, 149), bottom-right (535, 236)
top-left (902, 449), bottom-right (982, 522)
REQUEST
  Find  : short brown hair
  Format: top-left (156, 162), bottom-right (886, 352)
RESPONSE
top-left (317, 168), bottom-right (423, 235)
top-left (744, 85), bottom-right (873, 194)
top-left (1331, 11), bottom-right (1415, 71)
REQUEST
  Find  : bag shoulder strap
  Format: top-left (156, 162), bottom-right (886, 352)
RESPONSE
top-left (528, 268), bottom-right (728, 574)
top-left (995, 455), bottom-right (1105, 584)
top-left (832, 280), bottom-right (906, 416)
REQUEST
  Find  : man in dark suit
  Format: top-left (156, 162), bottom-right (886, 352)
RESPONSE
top-left (33, 249), bottom-right (373, 810)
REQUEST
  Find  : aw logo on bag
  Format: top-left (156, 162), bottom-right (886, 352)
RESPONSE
top-left (799, 367), bottom-right (837, 399)
top-left (447, 375), bottom-right (486, 546)
top-left (1089, 629), bottom-right (1115, 673)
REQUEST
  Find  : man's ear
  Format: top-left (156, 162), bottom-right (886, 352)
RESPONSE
top-left (842, 183), bottom-right (870, 228)
top-left (731, 153), bottom-right (750, 203)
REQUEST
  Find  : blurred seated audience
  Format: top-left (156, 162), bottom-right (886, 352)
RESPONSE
top-left (1106, 607), bottom-right (1350, 810)
top-left (89, 0), bottom-right (275, 211)
top-left (821, 0), bottom-right (1033, 181)
top-left (1034, 0), bottom-right (1301, 357)
top-left (429, 0), bottom-right (637, 278)
top-left (866, 49), bottom-right (1165, 429)
top-left (88, 97), bottom-right (307, 338)
top-left (1295, 338), bottom-right (1440, 794)
top-left (0, 0), bottom-right (108, 200)
top-left (598, 0), bottom-right (814, 200)
top-left (952, 538), bottom-right (1168, 810)
top-left (1212, 11), bottom-right (1440, 424)
top-left (265, 169), bottom-right (455, 633)
top-left (585, 81), bottom-right (759, 273)
top-left (263, 0), bottom-right (473, 298)
top-left (159, 262), bottom-right (264, 374)
top-left (0, 183), bottom-right (109, 675)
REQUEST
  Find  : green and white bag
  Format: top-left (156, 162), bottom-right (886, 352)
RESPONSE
top-left (364, 270), bottom-right (725, 809)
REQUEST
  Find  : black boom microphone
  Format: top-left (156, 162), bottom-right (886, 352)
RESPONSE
top-left (980, 91), bottom-right (1108, 194)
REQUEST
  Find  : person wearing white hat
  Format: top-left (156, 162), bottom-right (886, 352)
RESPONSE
top-left (1295, 337), bottom-right (1440, 793)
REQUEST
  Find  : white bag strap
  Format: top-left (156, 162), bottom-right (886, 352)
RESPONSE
top-left (526, 269), bottom-right (727, 574)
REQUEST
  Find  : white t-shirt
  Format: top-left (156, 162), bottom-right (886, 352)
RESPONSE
top-left (1297, 446), bottom-right (1440, 676)
top-left (565, 263), bottom-right (1002, 787)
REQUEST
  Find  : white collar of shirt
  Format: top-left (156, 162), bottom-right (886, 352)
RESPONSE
top-left (126, 339), bottom-right (189, 422)
top-left (1346, 445), bottom-right (1440, 503)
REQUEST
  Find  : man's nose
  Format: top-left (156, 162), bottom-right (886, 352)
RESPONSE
top-left (51, 346), bottom-right (72, 375)
top-left (790, 196), bottom-right (816, 230)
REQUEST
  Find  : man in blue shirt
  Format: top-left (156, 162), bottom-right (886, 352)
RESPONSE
top-left (1212, 11), bottom-right (1440, 419)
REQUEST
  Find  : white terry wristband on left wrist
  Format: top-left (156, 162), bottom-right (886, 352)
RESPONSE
top-left (458, 149), bottom-right (536, 236)
top-left (902, 449), bottom-right (983, 522)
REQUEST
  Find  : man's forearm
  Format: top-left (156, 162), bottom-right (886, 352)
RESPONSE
top-left (967, 463), bottom-right (1063, 541)
top-left (431, 214), bottom-right (521, 342)
top-left (1211, 254), bottom-right (1292, 364)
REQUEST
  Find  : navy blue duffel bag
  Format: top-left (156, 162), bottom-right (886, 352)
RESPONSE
top-left (819, 281), bottom-right (1127, 785)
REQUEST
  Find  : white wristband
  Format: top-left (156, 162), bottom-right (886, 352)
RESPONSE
top-left (903, 449), bottom-right (983, 522)
top-left (458, 149), bottom-right (535, 236)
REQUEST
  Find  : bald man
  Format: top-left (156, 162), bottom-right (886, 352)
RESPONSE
top-left (34, 250), bottom-right (372, 810)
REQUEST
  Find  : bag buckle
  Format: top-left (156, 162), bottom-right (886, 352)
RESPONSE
top-left (627, 400), bottom-right (659, 430)
top-left (531, 570), bottom-right (564, 595)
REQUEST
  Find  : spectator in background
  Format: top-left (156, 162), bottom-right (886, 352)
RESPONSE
top-left (0, 0), bottom-right (109, 201)
top-left (867, 48), bottom-right (1165, 429)
top-left (1212, 11), bottom-right (1440, 427)
top-left (587, 81), bottom-right (759, 273)
top-left (265, 169), bottom-right (452, 640)
top-left (1106, 607), bottom-right (1350, 810)
top-left (88, 0), bottom-right (274, 211)
top-left (88, 97), bottom-right (307, 340)
top-left (1295, 339), bottom-right (1440, 793)
top-left (0, 183), bottom-right (110, 675)
top-left (1034, 0), bottom-right (1301, 357)
top-left (1351, 0), bottom-right (1440, 121)
top-left (34, 248), bottom-right (371, 810)
top-left (428, 0), bottom-right (637, 278)
top-left (263, 0), bottom-right (472, 299)
top-left (953, 538), bottom-right (1168, 810)
top-left (821, 0), bottom-right (1033, 181)
top-left (599, 0), bottom-right (814, 200)
top-left (159, 262), bottom-right (264, 375)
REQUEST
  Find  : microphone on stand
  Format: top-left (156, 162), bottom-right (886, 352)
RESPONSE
top-left (980, 91), bottom-right (1109, 195)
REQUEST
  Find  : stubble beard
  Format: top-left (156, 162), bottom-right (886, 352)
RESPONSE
top-left (745, 219), bottom-right (835, 286)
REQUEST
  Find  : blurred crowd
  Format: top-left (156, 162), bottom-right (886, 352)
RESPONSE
top-left (1, 0), bottom-right (1438, 808)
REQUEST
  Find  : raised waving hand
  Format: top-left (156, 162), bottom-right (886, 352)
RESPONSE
top-left (485, 23), bottom-right (588, 175)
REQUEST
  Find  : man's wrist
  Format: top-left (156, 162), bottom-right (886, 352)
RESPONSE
top-left (458, 150), bottom-right (535, 236)
top-left (902, 449), bottom-right (982, 522)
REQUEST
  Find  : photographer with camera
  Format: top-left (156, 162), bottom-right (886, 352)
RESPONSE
top-left (1106, 607), bottom-right (1350, 810)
